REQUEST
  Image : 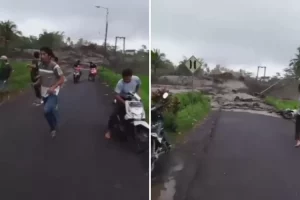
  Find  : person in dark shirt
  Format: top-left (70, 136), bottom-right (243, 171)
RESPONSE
top-left (89, 62), bottom-right (97, 69)
top-left (295, 84), bottom-right (300, 147)
top-left (73, 59), bottom-right (82, 76)
top-left (74, 60), bottom-right (80, 68)
top-left (0, 55), bottom-right (13, 101)
top-left (27, 51), bottom-right (43, 105)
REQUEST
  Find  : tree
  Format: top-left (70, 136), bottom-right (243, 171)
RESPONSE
top-left (76, 38), bottom-right (84, 47)
top-left (38, 30), bottom-right (65, 49)
top-left (286, 47), bottom-right (300, 78)
top-left (66, 37), bottom-right (71, 46)
top-left (140, 44), bottom-right (147, 52)
top-left (151, 49), bottom-right (166, 75)
top-left (0, 20), bottom-right (22, 53)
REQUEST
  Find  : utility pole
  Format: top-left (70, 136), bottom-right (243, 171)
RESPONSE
top-left (114, 36), bottom-right (126, 54)
top-left (95, 6), bottom-right (109, 53)
top-left (256, 66), bottom-right (267, 80)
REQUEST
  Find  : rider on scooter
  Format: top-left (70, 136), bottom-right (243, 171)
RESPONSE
top-left (74, 60), bottom-right (80, 68)
top-left (89, 62), bottom-right (97, 77)
top-left (73, 60), bottom-right (82, 76)
top-left (89, 62), bottom-right (97, 69)
top-left (105, 68), bottom-right (141, 139)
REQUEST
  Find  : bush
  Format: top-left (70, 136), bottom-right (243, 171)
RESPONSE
top-left (4, 61), bottom-right (31, 92)
top-left (265, 96), bottom-right (298, 110)
top-left (99, 67), bottom-right (149, 119)
top-left (175, 99), bottom-right (210, 132)
top-left (152, 89), bottom-right (211, 134)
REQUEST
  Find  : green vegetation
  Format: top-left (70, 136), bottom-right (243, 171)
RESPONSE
top-left (2, 61), bottom-right (31, 92)
top-left (0, 20), bottom-right (148, 59)
top-left (265, 96), bottom-right (299, 110)
top-left (152, 89), bottom-right (211, 140)
top-left (151, 46), bottom-right (300, 82)
top-left (99, 67), bottom-right (149, 118)
top-left (172, 93), bottom-right (211, 132)
top-left (151, 49), bottom-right (210, 78)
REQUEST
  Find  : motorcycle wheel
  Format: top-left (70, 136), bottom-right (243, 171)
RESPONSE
top-left (134, 127), bottom-right (149, 154)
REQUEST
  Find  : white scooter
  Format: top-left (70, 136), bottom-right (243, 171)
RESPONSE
top-left (115, 92), bottom-right (149, 152)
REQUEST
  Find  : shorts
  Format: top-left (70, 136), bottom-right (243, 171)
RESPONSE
top-left (0, 80), bottom-right (8, 92)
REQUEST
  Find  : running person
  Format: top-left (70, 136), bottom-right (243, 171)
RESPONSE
top-left (39, 47), bottom-right (65, 138)
top-left (105, 68), bottom-right (141, 139)
top-left (27, 51), bottom-right (43, 105)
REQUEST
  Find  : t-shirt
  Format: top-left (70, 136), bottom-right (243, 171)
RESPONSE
top-left (90, 64), bottom-right (97, 68)
top-left (30, 59), bottom-right (39, 82)
top-left (38, 61), bottom-right (64, 96)
top-left (0, 62), bottom-right (12, 80)
top-left (114, 75), bottom-right (141, 98)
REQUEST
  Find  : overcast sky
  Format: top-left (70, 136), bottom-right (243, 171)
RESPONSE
top-left (0, 0), bottom-right (148, 50)
top-left (152, 0), bottom-right (300, 76)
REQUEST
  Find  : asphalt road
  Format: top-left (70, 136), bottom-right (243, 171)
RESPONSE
top-left (152, 111), bottom-right (300, 200)
top-left (0, 73), bottom-right (148, 200)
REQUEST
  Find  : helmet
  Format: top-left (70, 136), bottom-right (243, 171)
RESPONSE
top-left (0, 55), bottom-right (8, 60)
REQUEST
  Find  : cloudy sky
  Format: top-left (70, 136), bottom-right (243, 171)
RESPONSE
top-left (152, 0), bottom-right (300, 76)
top-left (0, 0), bottom-right (148, 50)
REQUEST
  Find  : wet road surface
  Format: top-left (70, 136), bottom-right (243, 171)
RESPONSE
top-left (0, 74), bottom-right (148, 200)
top-left (152, 111), bottom-right (300, 200)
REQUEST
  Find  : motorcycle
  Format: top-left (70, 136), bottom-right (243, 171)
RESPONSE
top-left (113, 92), bottom-right (149, 153)
top-left (73, 67), bottom-right (81, 83)
top-left (88, 68), bottom-right (97, 82)
top-left (279, 108), bottom-right (298, 122)
top-left (151, 92), bottom-right (171, 172)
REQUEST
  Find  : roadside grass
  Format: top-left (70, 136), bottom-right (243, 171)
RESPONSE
top-left (264, 96), bottom-right (299, 110)
top-left (3, 61), bottom-right (31, 92)
top-left (161, 92), bottom-right (211, 142)
top-left (99, 67), bottom-right (149, 119)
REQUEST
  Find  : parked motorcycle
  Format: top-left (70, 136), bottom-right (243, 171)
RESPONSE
top-left (88, 68), bottom-right (97, 82)
top-left (151, 92), bottom-right (171, 172)
top-left (73, 67), bottom-right (81, 83)
top-left (113, 92), bottom-right (149, 153)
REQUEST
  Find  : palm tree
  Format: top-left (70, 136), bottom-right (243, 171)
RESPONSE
top-left (66, 37), bottom-right (71, 46)
top-left (0, 20), bottom-right (22, 53)
top-left (151, 49), bottom-right (166, 75)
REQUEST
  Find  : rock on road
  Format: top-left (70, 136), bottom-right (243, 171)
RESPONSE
top-left (152, 111), bottom-right (300, 200)
top-left (0, 75), bottom-right (148, 200)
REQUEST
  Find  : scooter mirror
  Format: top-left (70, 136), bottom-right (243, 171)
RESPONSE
top-left (162, 92), bottom-right (169, 99)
